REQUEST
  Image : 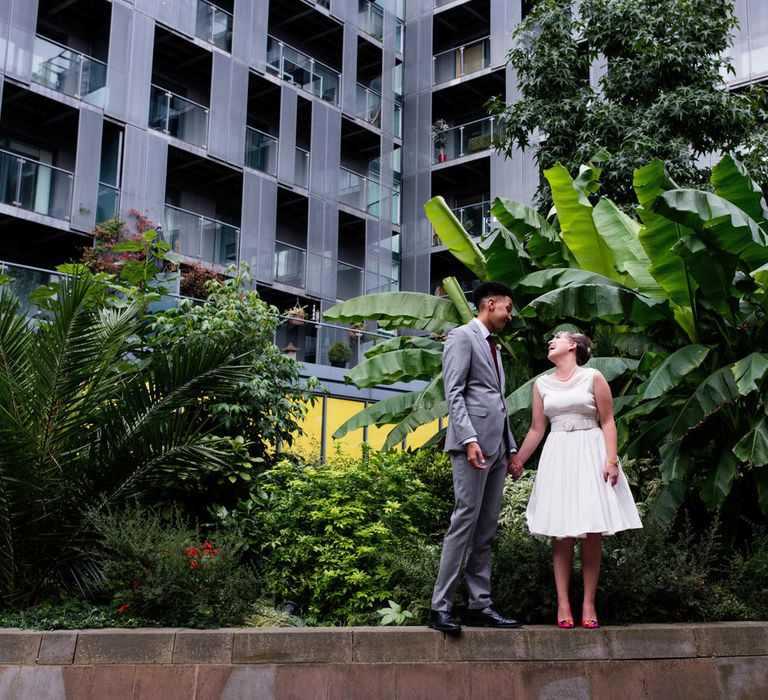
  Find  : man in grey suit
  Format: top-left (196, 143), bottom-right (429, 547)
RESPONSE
top-left (428, 281), bottom-right (522, 634)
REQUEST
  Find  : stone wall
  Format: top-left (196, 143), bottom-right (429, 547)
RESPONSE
top-left (0, 622), bottom-right (766, 698)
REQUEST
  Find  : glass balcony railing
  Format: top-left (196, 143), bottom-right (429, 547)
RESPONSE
top-left (431, 201), bottom-right (491, 246)
top-left (338, 167), bottom-right (400, 224)
top-left (96, 182), bottom-right (120, 223)
top-left (274, 241), bottom-right (306, 288)
top-left (433, 36), bottom-right (490, 84)
top-left (195, 0), bottom-right (233, 52)
top-left (356, 83), bottom-right (382, 127)
top-left (245, 127), bottom-right (278, 176)
top-left (0, 149), bottom-right (73, 220)
top-left (434, 116), bottom-right (495, 163)
top-left (337, 261), bottom-right (364, 300)
top-left (31, 35), bottom-right (107, 107)
top-left (163, 204), bottom-right (239, 265)
top-left (295, 147), bottom-right (310, 188)
top-left (0, 260), bottom-right (64, 317)
top-left (149, 85), bottom-right (209, 148)
top-left (358, 0), bottom-right (384, 41)
top-left (266, 36), bottom-right (340, 106)
top-left (395, 19), bottom-right (404, 54)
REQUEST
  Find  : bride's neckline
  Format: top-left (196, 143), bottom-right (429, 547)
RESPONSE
top-left (550, 366), bottom-right (580, 382)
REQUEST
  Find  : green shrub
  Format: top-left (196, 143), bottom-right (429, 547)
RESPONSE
top-left (0, 599), bottom-right (144, 630)
top-left (89, 506), bottom-right (261, 628)
top-left (217, 448), bottom-right (448, 624)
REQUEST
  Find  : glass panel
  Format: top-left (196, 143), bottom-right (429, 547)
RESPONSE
top-left (313, 62), bottom-right (340, 105)
top-left (339, 168), bottom-right (365, 210)
top-left (274, 318), bottom-right (318, 364)
top-left (164, 205), bottom-right (238, 265)
top-left (395, 20), bottom-right (404, 54)
top-left (436, 117), bottom-right (494, 162)
top-left (356, 84), bottom-right (382, 126)
top-left (295, 148), bottom-right (310, 187)
top-left (0, 262), bottom-right (62, 317)
top-left (0, 149), bottom-right (72, 220)
top-left (393, 104), bottom-right (402, 139)
top-left (148, 86), bottom-right (209, 148)
top-left (337, 261), bottom-right (364, 299)
top-left (196, 0), bottom-right (233, 51)
top-left (274, 241), bottom-right (306, 287)
top-left (453, 201), bottom-right (490, 239)
top-left (359, 0), bottom-right (384, 40)
top-left (266, 36), bottom-right (340, 106)
top-left (31, 35), bottom-right (107, 107)
top-left (433, 37), bottom-right (490, 84)
top-left (245, 127), bottom-right (278, 176)
top-left (96, 183), bottom-right (120, 223)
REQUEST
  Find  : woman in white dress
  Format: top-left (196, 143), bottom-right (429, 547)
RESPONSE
top-left (510, 332), bottom-right (642, 628)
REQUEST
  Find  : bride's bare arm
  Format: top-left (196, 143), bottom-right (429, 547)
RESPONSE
top-left (511, 384), bottom-right (548, 468)
top-left (594, 371), bottom-right (618, 486)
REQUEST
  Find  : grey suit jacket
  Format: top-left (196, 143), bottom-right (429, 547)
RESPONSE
top-left (443, 321), bottom-right (517, 457)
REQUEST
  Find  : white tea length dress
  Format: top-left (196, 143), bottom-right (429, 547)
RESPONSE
top-left (525, 367), bottom-right (642, 538)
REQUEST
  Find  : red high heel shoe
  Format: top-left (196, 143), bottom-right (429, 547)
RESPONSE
top-left (557, 618), bottom-right (575, 629)
top-left (581, 618), bottom-right (599, 629)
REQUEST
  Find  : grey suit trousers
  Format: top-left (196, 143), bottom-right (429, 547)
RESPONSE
top-left (431, 441), bottom-right (508, 612)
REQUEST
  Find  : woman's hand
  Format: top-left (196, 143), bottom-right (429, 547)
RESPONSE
top-left (604, 461), bottom-right (619, 487)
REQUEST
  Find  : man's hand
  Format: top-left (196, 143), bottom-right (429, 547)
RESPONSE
top-left (466, 441), bottom-right (486, 470)
top-left (507, 454), bottom-right (523, 480)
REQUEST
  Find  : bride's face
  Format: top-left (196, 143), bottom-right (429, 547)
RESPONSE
top-left (547, 333), bottom-right (575, 362)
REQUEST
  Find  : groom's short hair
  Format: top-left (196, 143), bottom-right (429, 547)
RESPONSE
top-left (473, 281), bottom-right (514, 310)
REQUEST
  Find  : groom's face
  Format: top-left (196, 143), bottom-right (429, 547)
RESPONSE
top-left (486, 295), bottom-right (513, 332)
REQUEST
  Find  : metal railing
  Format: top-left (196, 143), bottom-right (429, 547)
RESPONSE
top-left (96, 182), bottom-right (120, 223)
top-left (266, 36), bottom-right (341, 106)
top-left (195, 0), bottom-right (233, 51)
top-left (338, 167), bottom-right (401, 225)
top-left (433, 116), bottom-right (495, 162)
top-left (0, 149), bottom-right (73, 220)
top-left (356, 83), bottom-right (382, 127)
top-left (31, 35), bottom-right (107, 107)
top-left (358, 0), bottom-right (384, 40)
top-left (295, 147), bottom-right (310, 188)
top-left (244, 126), bottom-right (278, 176)
top-left (433, 36), bottom-right (490, 84)
top-left (163, 204), bottom-right (239, 265)
top-left (274, 241), bottom-right (306, 288)
top-left (148, 85), bottom-right (209, 148)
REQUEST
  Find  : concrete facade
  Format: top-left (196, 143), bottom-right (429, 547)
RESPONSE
top-left (0, 623), bottom-right (766, 698)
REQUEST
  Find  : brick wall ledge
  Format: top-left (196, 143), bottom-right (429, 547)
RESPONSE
top-left (0, 623), bottom-right (766, 699)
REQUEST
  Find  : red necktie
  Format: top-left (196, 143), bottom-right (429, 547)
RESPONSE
top-left (487, 336), bottom-right (500, 379)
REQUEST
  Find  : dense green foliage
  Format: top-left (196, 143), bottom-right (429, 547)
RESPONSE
top-left (487, 0), bottom-right (761, 207)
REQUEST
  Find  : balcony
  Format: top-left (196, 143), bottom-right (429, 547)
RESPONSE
top-left (338, 168), bottom-right (400, 225)
top-left (274, 241), bottom-right (306, 288)
top-left (358, 0), bottom-right (384, 41)
top-left (266, 36), bottom-right (340, 106)
top-left (356, 83), bottom-right (382, 127)
top-left (295, 147), bottom-right (310, 188)
top-left (96, 182), bottom-right (120, 223)
top-left (163, 204), bottom-right (238, 265)
top-left (434, 116), bottom-right (495, 163)
top-left (0, 148), bottom-right (72, 220)
top-left (149, 85), bottom-right (209, 148)
top-left (337, 261), bottom-right (364, 300)
top-left (245, 127), bottom-right (278, 177)
top-left (31, 35), bottom-right (107, 107)
top-left (433, 36), bottom-right (490, 84)
top-left (195, 0), bottom-right (233, 52)
top-left (432, 201), bottom-right (491, 245)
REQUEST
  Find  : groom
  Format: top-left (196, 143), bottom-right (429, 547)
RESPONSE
top-left (429, 281), bottom-right (522, 634)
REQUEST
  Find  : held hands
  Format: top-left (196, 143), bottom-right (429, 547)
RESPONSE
top-left (604, 460), bottom-right (619, 487)
top-left (507, 454), bottom-right (523, 480)
top-left (466, 442), bottom-right (486, 470)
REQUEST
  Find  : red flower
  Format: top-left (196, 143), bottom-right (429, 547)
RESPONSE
top-left (118, 603), bottom-right (130, 613)
top-left (189, 560), bottom-right (198, 569)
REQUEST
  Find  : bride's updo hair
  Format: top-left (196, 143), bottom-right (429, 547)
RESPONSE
top-left (564, 332), bottom-right (592, 365)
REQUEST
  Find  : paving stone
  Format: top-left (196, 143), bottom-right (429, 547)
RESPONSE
top-left (466, 662), bottom-right (526, 698)
top-left (527, 627), bottom-right (608, 660)
top-left (194, 665), bottom-right (235, 700)
top-left (38, 631), bottom-right (77, 665)
top-left (133, 664), bottom-right (196, 700)
top-left (0, 667), bottom-right (21, 698)
top-left (0, 631), bottom-right (41, 664)
top-left (444, 628), bottom-right (529, 662)
top-left (217, 665), bottom-right (276, 700)
top-left (172, 630), bottom-right (234, 664)
top-left (13, 666), bottom-right (68, 699)
top-left (352, 627), bottom-right (442, 663)
top-left (394, 663), bottom-right (467, 700)
top-left (75, 630), bottom-right (176, 664)
top-left (61, 665), bottom-right (94, 700)
top-left (233, 629), bottom-right (352, 664)
top-left (91, 664), bottom-right (136, 697)
top-left (275, 663), bottom-right (329, 700)
top-left (606, 624), bottom-right (697, 659)
top-left (329, 662), bottom-right (395, 700)
top-left (693, 622), bottom-right (768, 658)
top-left (715, 656), bottom-right (768, 699)
top-left (517, 661), bottom-right (589, 700)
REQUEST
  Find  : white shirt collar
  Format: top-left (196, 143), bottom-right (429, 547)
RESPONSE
top-left (471, 317), bottom-right (491, 339)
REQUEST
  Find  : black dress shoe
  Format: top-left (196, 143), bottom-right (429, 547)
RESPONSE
top-left (463, 605), bottom-right (521, 628)
top-left (428, 610), bottom-right (462, 634)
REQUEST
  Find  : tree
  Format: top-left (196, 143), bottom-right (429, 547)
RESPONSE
top-left (488, 0), bottom-right (760, 207)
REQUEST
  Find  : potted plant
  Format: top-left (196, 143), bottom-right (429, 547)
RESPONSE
top-left (285, 301), bottom-right (307, 326)
top-left (328, 341), bottom-right (352, 368)
top-left (348, 321), bottom-right (365, 341)
top-left (432, 119), bottom-right (449, 163)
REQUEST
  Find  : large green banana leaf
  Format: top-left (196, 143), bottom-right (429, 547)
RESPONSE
top-left (638, 345), bottom-right (710, 400)
top-left (324, 292), bottom-right (462, 333)
top-left (633, 160), bottom-right (697, 342)
top-left (345, 348), bottom-right (443, 387)
top-left (383, 400), bottom-right (448, 450)
top-left (424, 196), bottom-right (487, 279)
top-left (520, 284), bottom-right (669, 325)
top-left (711, 155), bottom-right (768, 227)
top-left (332, 392), bottom-right (420, 438)
top-left (752, 261), bottom-right (768, 288)
top-left (544, 163), bottom-right (624, 282)
top-left (490, 197), bottom-right (567, 267)
top-left (732, 415), bottom-right (768, 467)
top-left (514, 268), bottom-right (624, 295)
top-left (731, 352), bottom-right (768, 394)
top-left (700, 450), bottom-right (739, 510)
top-left (649, 480), bottom-right (687, 527)
top-left (364, 335), bottom-right (443, 359)
top-left (442, 276), bottom-right (474, 323)
top-left (478, 228), bottom-right (534, 284)
top-left (655, 189), bottom-right (768, 270)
